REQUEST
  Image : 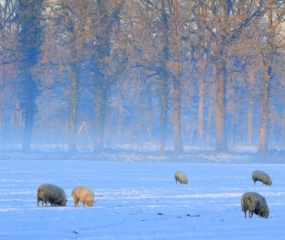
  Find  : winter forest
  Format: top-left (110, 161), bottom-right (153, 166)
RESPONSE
top-left (1, 0), bottom-right (285, 157)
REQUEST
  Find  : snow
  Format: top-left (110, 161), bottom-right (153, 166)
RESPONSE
top-left (0, 154), bottom-right (285, 239)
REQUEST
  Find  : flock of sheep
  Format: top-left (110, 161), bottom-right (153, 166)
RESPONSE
top-left (37, 184), bottom-right (94, 207)
top-left (174, 169), bottom-right (272, 219)
top-left (36, 169), bottom-right (272, 219)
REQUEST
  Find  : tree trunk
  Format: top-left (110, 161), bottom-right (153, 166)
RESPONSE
top-left (257, 67), bottom-right (271, 156)
top-left (281, 109), bottom-right (285, 147)
top-left (94, 85), bottom-right (107, 153)
top-left (206, 97), bottom-right (214, 145)
top-left (117, 94), bottom-right (124, 141)
top-left (246, 70), bottom-right (255, 145)
top-left (68, 66), bottom-right (78, 153)
top-left (158, 73), bottom-right (168, 154)
top-left (197, 59), bottom-right (206, 142)
top-left (172, 62), bottom-right (184, 153)
top-left (215, 59), bottom-right (229, 152)
top-left (12, 101), bottom-right (22, 145)
top-left (247, 94), bottom-right (253, 145)
top-left (171, 0), bottom-right (184, 153)
top-left (158, 0), bottom-right (170, 154)
top-left (206, 66), bottom-right (216, 145)
top-left (257, 2), bottom-right (275, 157)
top-left (22, 72), bottom-right (36, 152)
top-left (17, 0), bottom-right (44, 152)
top-left (0, 67), bottom-right (4, 145)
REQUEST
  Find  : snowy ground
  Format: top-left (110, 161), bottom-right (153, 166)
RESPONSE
top-left (0, 155), bottom-right (285, 239)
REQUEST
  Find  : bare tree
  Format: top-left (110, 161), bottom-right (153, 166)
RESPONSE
top-left (0, 1), bottom-right (22, 147)
top-left (46, 0), bottom-right (96, 153)
top-left (126, 0), bottom-right (187, 153)
top-left (191, 0), bottom-right (264, 152)
top-left (16, 0), bottom-right (45, 151)
top-left (88, 0), bottom-right (127, 153)
top-left (154, 0), bottom-right (170, 153)
top-left (247, 0), bottom-right (285, 156)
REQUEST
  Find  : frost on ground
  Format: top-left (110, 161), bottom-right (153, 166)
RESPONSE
top-left (0, 155), bottom-right (285, 240)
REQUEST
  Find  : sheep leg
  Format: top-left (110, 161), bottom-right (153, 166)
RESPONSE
top-left (72, 195), bottom-right (79, 207)
top-left (249, 211), bottom-right (253, 218)
top-left (37, 198), bottom-right (44, 206)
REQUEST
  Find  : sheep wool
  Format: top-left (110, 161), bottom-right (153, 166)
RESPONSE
top-left (174, 171), bottom-right (188, 184)
top-left (71, 186), bottom-right (95, 207)
top-left (252, 170), bottom-right (272, 186)
top-left (37, 183), bottom-right (67, 207)
top-left (241, 192), bottom-right (269, 219)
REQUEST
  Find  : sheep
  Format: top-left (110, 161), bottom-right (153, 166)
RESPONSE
top-left (174, 171), bottom-right (188, 184)
top-left (71, 186), bottom-right (95, 207)
top-left (252, 170), bottom-right (272, 186)
top-left (37, 183), bottom-right (67, 207)
top-left (241, 192), bottom-right (269, 219)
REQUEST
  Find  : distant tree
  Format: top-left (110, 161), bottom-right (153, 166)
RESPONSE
top-left (46, 0), bottom-right (96, 153)
top-left (126, 0), bottom-right (187, 153)
top-left (0, 0), bottom-right (17, 64)
top-left (122, 0), bottom-right (170, 153)
top-left (60, 0), bottom-right (94, 153)
top-left (0, 1), bottom-right (20, 146)
top-left (247, 0), bottom-right (285, 156)
top-left (88, 0), bottom-right (127, 153)
top-left (16, 0), bottom-right (45, 151)
top-left (157, 0), bottom-right (171, 153)
top-left (188, 1), bottom-right (212, 143)
top-left (167, 0), bottom-right (184, 153)
top-left (192, 0), bottom-right (264, 152)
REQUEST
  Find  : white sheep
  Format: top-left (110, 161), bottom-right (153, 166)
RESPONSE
top-left (174, 171), bottom-right (188, 184)
top-left (241, 192), bottom-right (269, 218)
top-left (71, 186), bottom-right (95, 207)
top-left (37, 183), bottom-right (67, 207)
top-left (252, 170), bottom-right (272, 186)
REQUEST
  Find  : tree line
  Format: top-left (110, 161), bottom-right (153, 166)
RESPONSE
top-left (0, 0), bottom-right (285, 156)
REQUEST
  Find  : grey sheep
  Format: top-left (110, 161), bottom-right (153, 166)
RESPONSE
top-left (37, 183), bottom-right (67, 207)
top-left (174, 171), bottom-right (188, 184)
top-left (71, 186), bottom-right (94, 207)
top-left (252, 170), bottom-right (272, 186)
top-left (241, 192), bottom-right (269, 219)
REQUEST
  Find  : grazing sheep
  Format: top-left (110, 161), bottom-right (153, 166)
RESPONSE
top-left (174, 171), bottom-right (188, 184)
top-left (252, 170), bottom-right (272, 186)
top-left (37, 183), bottom-right (67, 207)
top-left (241, 192), bottom-right (269, 219)
top-left (71, 186), bottom-right (95, 207)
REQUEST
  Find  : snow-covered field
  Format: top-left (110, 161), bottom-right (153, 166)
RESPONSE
top-left (0, 154), bottom-right (285, 239)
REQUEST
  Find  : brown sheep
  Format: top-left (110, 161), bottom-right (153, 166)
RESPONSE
top-left (174, 171), bottom-right (188, 184)
top-left (71, 186), bottom-right (95, 207)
